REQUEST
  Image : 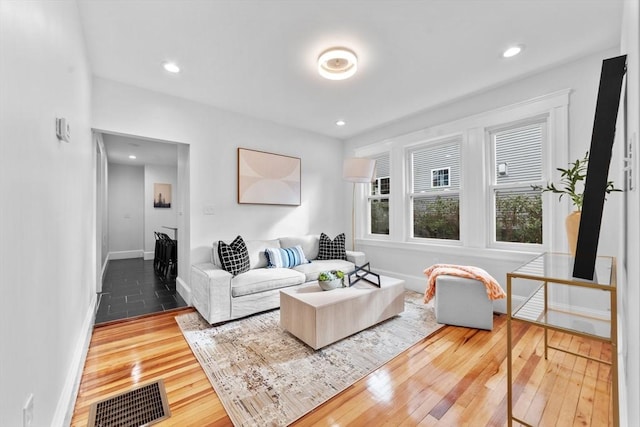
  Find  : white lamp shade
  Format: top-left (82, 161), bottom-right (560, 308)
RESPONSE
top-left (343, 158), bottom-right (376, 183)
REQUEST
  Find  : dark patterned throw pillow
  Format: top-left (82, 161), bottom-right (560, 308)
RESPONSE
top-left (317, 233), bottom-right (347, 260)
top-left (217, 236), bottom-right (250, 276)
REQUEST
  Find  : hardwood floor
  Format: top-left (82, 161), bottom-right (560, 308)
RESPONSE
top-left (71, 309), bottom-right (613, 426)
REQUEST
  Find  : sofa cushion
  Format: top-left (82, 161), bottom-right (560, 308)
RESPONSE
top-left (317, 232), bottom-right (347, 260)
top-left (231, 268), bottom-right (305, 297)
top-left (279, 235), bottom-right (320, 260)
top-left (265, 245), bottom-right (309, 268)
top-left (292, 259), bottom-right (355, 282)
top-left (245, 239), bottom-right (281, 269)
top-left (218, 236), bottom-right (250, 276)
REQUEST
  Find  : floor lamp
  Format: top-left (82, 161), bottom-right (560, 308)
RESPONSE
top-left (343, 158), bottom-right (377, 251)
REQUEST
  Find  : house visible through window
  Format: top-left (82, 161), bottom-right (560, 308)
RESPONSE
top-left (355, 92), bottom-right (566, 251)
top-left (490, 122), bottom-right (545, 244)
top-left (368, 153), bottom-right (390, 235)
top-left (431, 167), bottom-right (450, 188)
top-left (410, 140), bottom-right (461, 240)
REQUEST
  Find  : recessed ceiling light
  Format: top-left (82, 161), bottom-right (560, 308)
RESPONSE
top-left (318, 48), bottom-right (358, 80)
top-left (163, 62), bottom-right (180, 73)
top-left (336, 120), bottom-right (346, 126)
top-left (128, 155), bottom-right (137, 159)
top-left (502, 46), bottom-right (523, 58)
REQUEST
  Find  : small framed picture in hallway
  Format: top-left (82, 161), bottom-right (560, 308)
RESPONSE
top-left (154, 183), bottom-right (172, 208)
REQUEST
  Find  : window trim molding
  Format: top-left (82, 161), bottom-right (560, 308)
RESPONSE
top-left (486, 119), bottom-right (548, 249)
top-left (353, 89), bottom-right (570, 253)
top-left (364, 151), bottom-right (392, 240)
top-left (406, 136), bottom-right (463, 242)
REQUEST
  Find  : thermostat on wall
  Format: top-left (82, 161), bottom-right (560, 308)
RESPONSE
top-left (56, 117), bottom-right (70, 142)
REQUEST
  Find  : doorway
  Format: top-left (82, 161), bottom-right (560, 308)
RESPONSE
top-left (94, 131), bottom-right (190, 323)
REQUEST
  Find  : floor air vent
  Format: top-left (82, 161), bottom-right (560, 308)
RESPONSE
top-left (88, 379), bottom-right (171, 427)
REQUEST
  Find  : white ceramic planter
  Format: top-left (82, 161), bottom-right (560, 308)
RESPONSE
top-left (318, 278), bottom-right (342, 291)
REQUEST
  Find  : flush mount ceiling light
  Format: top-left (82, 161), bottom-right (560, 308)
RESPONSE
top-left (336, 120), bottom-right (346, 126)
top-left (318, 48), bottom-right (358, 80)
top-left (128, 155), bottom-right (137, 159)
top-left (502, 45), bottom-right (523, 58)
top-left (163, 61), bottom-right (180, 73)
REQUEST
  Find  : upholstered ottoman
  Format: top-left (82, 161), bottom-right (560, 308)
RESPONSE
top-left (434, 275), bottom-right (494, 330)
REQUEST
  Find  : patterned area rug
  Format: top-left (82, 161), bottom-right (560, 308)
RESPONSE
top-left (176, 291), bottom-right (442, 426)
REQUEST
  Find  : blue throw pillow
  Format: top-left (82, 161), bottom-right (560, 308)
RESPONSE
top-left (265, 245), bottom-right (310, 268)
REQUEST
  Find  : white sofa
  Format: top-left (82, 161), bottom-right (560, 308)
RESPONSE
top-left (191, 235), bottom-right (366, 324)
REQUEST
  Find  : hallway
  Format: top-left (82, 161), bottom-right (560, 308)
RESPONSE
top-left (95, 258), bottom-right (187, 324)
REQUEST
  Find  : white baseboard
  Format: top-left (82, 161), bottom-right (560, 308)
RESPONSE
top-left (547, 301), bottom-right (610, 320)
top-left (372, 268), bottom-right (426, 293)
top-left (51, 293), bottom-right (96, 427)
top-left (143, 251), bottom-right (155, 261)
top-left (109, 250), bottom-right (143, 260)
top-left (176, 275), bottom-right (191, 305)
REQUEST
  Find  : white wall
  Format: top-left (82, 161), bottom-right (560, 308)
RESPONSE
top-left (620, 1), bottom-right (640, 424)
top-left (107, 163), bottom-right (144, 257)
top-left (346, 45), bottom-right (637, 422)
top-left (176, 143), bottom-right (191, 298)
top-left (144, 164), bottom-right (178, 258)
top-left (344, 48), bottom-right (622, 290)
top-left (95, 132), bottom-right (109, 287)
top-left (92, 77), bottom-right (345, 300)
top-left (0, 1), bottom-right (96, 425)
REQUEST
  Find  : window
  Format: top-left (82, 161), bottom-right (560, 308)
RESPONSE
top-left (490, 123), bottom-right (545, 244)
top-left (368, 153), bottom-right (390, 235)
top-left (410, 140), bottom-right (461, 240)
top-left (355, 91), bottom-right (567, 252)
top-left (431, 167), bottom-right (450, 188)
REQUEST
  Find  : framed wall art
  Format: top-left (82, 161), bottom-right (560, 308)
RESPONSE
top-left (153, 183), bottom-right (172, 208)
top-left (237, 148), bottom-right (301, 206)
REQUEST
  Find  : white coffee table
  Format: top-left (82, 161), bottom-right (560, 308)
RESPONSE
top-left (279, 275), bottom-right (405, 349)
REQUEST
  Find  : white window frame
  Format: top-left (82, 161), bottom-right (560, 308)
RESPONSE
top-left (353, 89), bottom-right (568, 255)
top-left (366, 153), bottom-right (391, 239)
top-left (487, 118), bottom-right (548, 250)
top-left (407, 139), bottom-right (462, 244)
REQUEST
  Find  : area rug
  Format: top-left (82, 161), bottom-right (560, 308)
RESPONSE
top-left (176, 291), bottom-right (442, 426)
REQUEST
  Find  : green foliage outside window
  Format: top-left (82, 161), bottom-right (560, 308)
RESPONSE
top-left (410, 193), bottom-right (542, 243)
top-left (370, 198), bottom-right (389, 235)
top-left (413, 196), bottom-right (460, 239)
top-left (495, 193), bottom-right (542, 243)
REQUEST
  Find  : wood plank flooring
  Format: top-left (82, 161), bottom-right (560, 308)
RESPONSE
top-left (71, 309), bottom-right (613, 426)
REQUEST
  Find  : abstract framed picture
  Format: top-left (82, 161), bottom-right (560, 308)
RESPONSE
top-left (238, 148), bottom-right (301, 206)
top-left (153, 183), bottom-right (172, 208)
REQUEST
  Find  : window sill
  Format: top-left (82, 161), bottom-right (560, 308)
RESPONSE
top-left (356, 238), bottom-right (545, 263)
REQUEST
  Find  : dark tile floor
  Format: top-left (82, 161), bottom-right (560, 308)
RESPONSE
top-left (95, 258), bottom-right (187, 324)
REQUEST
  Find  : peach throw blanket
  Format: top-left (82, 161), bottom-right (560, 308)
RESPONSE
top-left (423, 264), bottom-right (506, 303)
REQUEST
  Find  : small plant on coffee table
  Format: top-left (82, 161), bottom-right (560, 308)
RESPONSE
top-left (318, 270), bottom-right (345, 290)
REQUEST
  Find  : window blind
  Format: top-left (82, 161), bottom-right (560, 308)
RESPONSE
top-left (371, 153), bottom-right (390, 180)
top-left (494, 124), bottom-right (542, 184)
top-left (412, 140), bottom-right (461, 193)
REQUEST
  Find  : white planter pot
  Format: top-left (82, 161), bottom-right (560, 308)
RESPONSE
top-left (318, 278), bottom-right (342, 291)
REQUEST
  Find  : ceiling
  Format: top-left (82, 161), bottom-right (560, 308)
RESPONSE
top-left (102, 133), bottom-right (178, 166)
top-left (78, 0), bottom-right (624, 140)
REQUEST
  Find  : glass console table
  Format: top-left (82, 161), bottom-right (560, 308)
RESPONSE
top-left (506, 252), bottom-right (617, 426)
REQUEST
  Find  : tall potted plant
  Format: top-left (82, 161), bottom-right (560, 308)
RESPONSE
top-left (533, 152), bottom-right (621, 254)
